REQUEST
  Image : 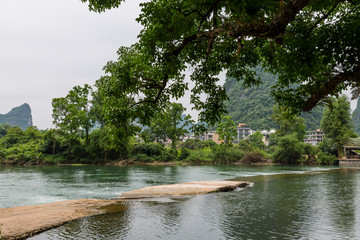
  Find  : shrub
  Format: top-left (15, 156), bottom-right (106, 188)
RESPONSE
top-left (131, 153), bottom-right (155, 162)
top-left (272, 134), bottom-right (304, 164)
top-left (317, 152), bottom-right (337, 165)
top-left (158, 148), bottom-right (177, 162)
top-left (132, 143), bottom-right (164, 157)
top-left (197, 140), bottom-right (216, 149)
top-left (42, 154), bottom-right (66, 164)
top-left (178, 139), bottom-right (201, 150)
top-left (236, 139), bottom-right (254, 152)
top-left (213, 145), bottom-right (244, 163)
top-left (179, 148), bottom-right (190, 160)
top-left (186, 147), bottom-right (214, 163)
top-left (240, 150), bottom-right (268, 164)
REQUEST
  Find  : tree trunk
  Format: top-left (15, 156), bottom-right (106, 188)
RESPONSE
top-left (85, 127), bottom-right (89, 147)
top-left (52, 139), bottom-right (56, 154)
top-left (337, 146), bottom-right (343, 158)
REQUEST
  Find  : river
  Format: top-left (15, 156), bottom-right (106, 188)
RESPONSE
top-left (1, 165), bottom-right (359, 239)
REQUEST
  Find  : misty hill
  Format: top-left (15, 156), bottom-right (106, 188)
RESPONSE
top-left (0, 103), bottom-right (33, 130)
top-left (224, 68), bottom-right (323, 131)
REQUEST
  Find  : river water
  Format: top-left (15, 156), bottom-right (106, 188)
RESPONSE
top-left (1, 165), bottom-right (360, 239)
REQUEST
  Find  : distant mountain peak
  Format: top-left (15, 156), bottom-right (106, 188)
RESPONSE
top-left (0, 103), bottom-right (33, 130)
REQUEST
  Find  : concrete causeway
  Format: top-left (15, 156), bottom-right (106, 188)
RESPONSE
top-left (0, 180), bottom-right (249, 239)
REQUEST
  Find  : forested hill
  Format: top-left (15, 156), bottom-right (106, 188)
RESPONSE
top-left (352, 98), bottom-right (360, 135)
top-left (0, 103), bottom-right (33, 130)
top-left (224, 68), bottom-right (323, 131)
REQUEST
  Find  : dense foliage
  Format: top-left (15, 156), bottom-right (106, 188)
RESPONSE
top-left (79, 0), bottom-right (359, 128)
top-left (321, 96), bottom-right (355, 156)
top-left (224, 68), bottom-right (324, 131)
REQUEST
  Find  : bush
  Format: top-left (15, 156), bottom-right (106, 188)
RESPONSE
top-left (158, 148), bottom-right (177, 162)
top-left (178, 139), bottom-right (201, 150)
top-left (197, 140), bottom-right (216, 149)
top-left (179, 148), bottom-right (190, 160)
top-left (317, 152), bottom-right (337, 165)
top-left (213, 145), bottom-right (244, 163)
top-left (272, 134), bottom-right (304, 164)
top-left (132, 143), bottom-right (164, 157)
top-left (301, 143), bottom-right (319, 164)
top-left (236, 139), bottom-right (254, 152)
top-left (42, 154), bottom-right (66, 164)
top-left (186, 147), bottom-right (214, 163)
top-left (240, 150), bottom-right (268, 164)
top-left (178, 139), bottom-right (216, 150)
top-left (131, 153), bottom-right (155, 162)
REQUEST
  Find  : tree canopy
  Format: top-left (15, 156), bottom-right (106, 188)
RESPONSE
top-left (321, 96), bottom-right (353, 156)
top-left (216, 115), bottom-right (237, 145)
top-left (81, 0), bottom-right (360, 126)
top-left (52, 84), bottom-right (94, 145)
top-left (147, 102), bottom-right (192, 149)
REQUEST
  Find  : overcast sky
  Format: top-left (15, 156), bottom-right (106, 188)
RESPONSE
top-left (0, 1), bottom-right (356, 129)
top-left (0, 0), bottom-right (143, 129)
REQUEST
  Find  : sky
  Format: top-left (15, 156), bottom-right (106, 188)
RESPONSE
top-left (0, 0), bottom-right (356, 129)
top-left (0, 0), bottom-right (143, 129)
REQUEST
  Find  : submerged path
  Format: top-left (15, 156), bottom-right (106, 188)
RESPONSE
top-left (0, 180), bottom-right (249, 239)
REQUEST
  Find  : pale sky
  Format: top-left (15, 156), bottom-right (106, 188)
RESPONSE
top-left (0, 0), bottom-right (143, 129)
top-left (0, 1), bottom-right (356, 129)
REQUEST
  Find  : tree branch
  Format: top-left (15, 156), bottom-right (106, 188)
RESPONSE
top-left (302, 64), bottom-right (360, 111)
top-left (306, 0), bottom-right (345, 37)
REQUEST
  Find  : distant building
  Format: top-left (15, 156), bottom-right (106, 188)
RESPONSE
top-left (234, 123), bottom-right (252, 143)
top-left (203, 130), bottom-right (221, 144)
top-left (304, 129), bottom-right (324, 146)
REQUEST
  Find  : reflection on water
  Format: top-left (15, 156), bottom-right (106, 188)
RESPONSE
top-left (0, 165), bottom-right (331, 208)
top-left (15, 166), bottom-right (360, 239)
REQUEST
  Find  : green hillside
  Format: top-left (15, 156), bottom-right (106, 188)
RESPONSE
top-left (224, 68), bottom-right (323, 130)
top-left (0, 103), bottom-right (33, 130)
top-left (352, 98), bottom-right (360, 135)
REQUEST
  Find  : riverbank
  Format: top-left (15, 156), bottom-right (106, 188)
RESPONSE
top-left (0, 180), bottom-right (249, 239)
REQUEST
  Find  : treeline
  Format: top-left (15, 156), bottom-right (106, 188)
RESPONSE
top-left (0, 123), bottom-right (268, 165)
top-left (0, 83), bottom-right (356, 165)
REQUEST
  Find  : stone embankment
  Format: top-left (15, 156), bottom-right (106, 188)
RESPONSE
top-left (0, 180), bottom-right (249, 239)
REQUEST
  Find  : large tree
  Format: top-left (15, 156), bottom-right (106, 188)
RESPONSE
top-left (52, 84), bottom-right (94, 145)
top-left (81, 0), bottom-right (360, 126)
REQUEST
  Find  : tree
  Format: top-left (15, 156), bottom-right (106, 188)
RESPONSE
top-left (321, 96), bottom-right (353, 156)
top-left (248, 131), bottom-right (265, 150)
top-left (272, 105), bottom-right (306, 141)
top-left (0, 124), bottom-right (11, 138)
top-left (81, 0), bottom-right (360, 126)
top-left (216, 116), bottom-right (237, 145)
top-left (1, 127), bottom-right (24, 147)
top-left (150, 103), bottom-right (192, 149)
top-left (272, 134), bottom-right (304, 164)
top-left (52, 84), bottom-right (94, 146)
top-left (95, 73), bottom-right (141, 158)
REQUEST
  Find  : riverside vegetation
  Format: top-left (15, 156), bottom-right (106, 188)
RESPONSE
top-left (0, 93), bottom-right (356, 166)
